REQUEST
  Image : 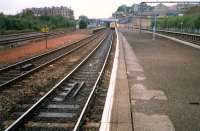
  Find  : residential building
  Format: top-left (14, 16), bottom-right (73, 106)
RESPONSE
top-left (23, 6), bottom-right (74, 19)
top-left (176, 3), bottom-right (197, 13)
top-left (153, 3), bottom-right (169, 16)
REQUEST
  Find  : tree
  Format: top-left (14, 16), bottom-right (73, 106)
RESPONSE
top-left (0, 12), bottom-right (76, 34)
top-left (79, 20), bottom-right (87, 29)
top-left (117, 5), bottom-right (127, 12)
top-left (21, 10), bottom-right (34, 18)
top-left (0, 13), bottom-right (5, 29)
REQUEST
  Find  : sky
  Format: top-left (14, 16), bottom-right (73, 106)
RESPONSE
top-left (0, 0), bottom-right (199, 19)
top-left (0, 0), bottom-right (136, 19)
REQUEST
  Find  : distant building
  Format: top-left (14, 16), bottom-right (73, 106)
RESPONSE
top-left (132, 4), bottom-right (140, 15)
top-left (113, 2), bottom-right (199, 19)
top-left (131, 3), bottom-right (154, 16)
top-left (140, 3), bottom-right (154, 13)
top-left (176, 3), bottom-right (197, 13)
top-left (153, 3), bottom-right (169, 16)
top-left (23, 6), bottom-right (74, 19)
top-left (112, 11), bottom-right (126, 18)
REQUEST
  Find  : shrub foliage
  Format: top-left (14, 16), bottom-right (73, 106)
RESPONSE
top-left (155, 14), bottom-right (200, 32)
top-left (0, 11), bottom-right (76, 33)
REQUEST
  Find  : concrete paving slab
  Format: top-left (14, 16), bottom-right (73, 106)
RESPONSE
top-left (133, 112), bottom-right (175, 131)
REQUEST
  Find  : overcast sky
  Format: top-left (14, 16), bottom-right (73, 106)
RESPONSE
top-left (0, 0), bottom-right (199, 19)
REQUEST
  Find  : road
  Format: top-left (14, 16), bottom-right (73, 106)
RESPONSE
top-left (121, 29), bottom-right (200, 131)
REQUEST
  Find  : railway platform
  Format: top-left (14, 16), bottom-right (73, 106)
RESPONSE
top-left (101, 28), bottom-right (200, 131)
top-left (101, 30), bottom-right (133, 131)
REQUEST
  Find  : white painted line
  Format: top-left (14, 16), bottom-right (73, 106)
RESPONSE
top-left (144, 30), bottom-right (200, 49)
top-left (99, 28), bottom-right (120, 131)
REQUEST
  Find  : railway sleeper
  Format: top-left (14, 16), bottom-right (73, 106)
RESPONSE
top-left (73, 73), bottom-right (99, 78)
top-left (14, 104), bottom-right (35, 112)
top-left (82, 122), bottom-right (100, 131)
top-left (70, 81), bottom-right (85, 98)
top-left (0, 79), bottom-right (11, 84)
top-left (32, 111), bottom-right (78, 123)
top-left (40, 104), bottom-right (80, 112)
top-left (37, 112), bottom-right (75, 119)
top-left (53, 81), bottom-right (84, 102)
top-left (0, 73), bottom-right (19, 77)
top-left (24, 121), bottom-right (75, 131)
top-left (52, 82), bottom-right (77, 102)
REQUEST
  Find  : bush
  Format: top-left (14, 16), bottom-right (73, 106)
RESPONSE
top-left (0, 13), bottom-right (76, 33)
top-left (156, 14), bottom-right (200, 31)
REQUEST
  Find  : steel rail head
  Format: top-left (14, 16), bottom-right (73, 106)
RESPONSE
top-left (73, 30), bottom-right (114, 131)
top-left (4, 30), bottom-right (109, 131)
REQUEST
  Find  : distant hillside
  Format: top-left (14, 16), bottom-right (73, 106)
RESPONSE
top-left (185, 6), bottom-right (200, 15)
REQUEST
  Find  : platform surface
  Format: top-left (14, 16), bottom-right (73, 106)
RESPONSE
top-left (116, 29), bottom-right (200, 131)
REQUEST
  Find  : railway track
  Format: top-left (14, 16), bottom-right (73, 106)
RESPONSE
top-left (141, 28), bottom-right (200, 45)
top-left (0, 27), bottom-right (106, 47)
top-left (0, 29), bottom-right (106, 90)
top-left (4, 29), bottom-right (114, 131)
top-left (81, 33), bottom-right (116, 131)
top-left (156, 30), bottom-right (200, 45)
top-left (0, 32), bottom-right (39, 39)
top-left (0, 32), bottom-right (64, 46)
